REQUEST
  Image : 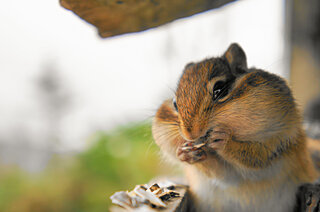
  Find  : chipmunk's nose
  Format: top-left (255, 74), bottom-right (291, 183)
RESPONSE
top-left (180, 124), bottom-right (206, 141)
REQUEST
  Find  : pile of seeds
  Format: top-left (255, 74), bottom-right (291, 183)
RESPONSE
top-left (110, 183), bottom-right (180, 209)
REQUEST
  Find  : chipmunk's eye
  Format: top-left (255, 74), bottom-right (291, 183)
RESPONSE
top-left (213, 89), bottom-right (222, 99)
top-left (213, 81), bottom-right (226, 101)
top-left (173, 97), bottom-right (178, 112)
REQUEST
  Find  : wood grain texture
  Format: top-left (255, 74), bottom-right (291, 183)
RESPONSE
top-left (59, 0), bottom-right (236, 38)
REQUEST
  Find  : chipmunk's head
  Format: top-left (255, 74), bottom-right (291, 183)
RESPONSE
top-left (174, 43), bottom-right (296, 142)
top-left (174, 43), bottom-right (247, 140)
top-left (153, 43), bottom-right (314, 181)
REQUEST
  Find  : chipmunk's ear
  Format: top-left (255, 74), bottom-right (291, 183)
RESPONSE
top-left (185, 62), bottom-right (195, 69)
top-left (224, 43), bottom-right (247, 76)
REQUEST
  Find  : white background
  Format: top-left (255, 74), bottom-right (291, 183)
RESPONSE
top-left (0, 0), bottom-right (285, 156)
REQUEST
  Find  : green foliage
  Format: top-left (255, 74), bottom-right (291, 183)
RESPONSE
top-left (0, 122), bottom-right (178, 212)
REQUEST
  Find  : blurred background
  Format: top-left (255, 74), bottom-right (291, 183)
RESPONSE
top-left (0, 0), bottom-right (319, 211)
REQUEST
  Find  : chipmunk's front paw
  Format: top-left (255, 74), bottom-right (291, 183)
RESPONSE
top-left (206, 128), bottom-right (229, 150)
top-left (176, 141), bottom-right (207, 164)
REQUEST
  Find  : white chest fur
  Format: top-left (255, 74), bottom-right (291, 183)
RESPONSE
top-left (186, 166), bottom-right (298, 212)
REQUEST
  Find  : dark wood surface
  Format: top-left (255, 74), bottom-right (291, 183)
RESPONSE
top-left (60, 0), bottom-right (237, 38)
top-left (295, 183), bottom-right (320, 212)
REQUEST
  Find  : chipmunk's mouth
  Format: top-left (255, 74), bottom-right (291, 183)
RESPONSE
top-left (195, 128), bottom-right (213, 144)
top-left (181, 128), bottom-right (225, 151)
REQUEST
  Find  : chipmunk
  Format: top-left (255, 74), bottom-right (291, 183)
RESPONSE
top-left (152, 43), bottom-right (318, 212)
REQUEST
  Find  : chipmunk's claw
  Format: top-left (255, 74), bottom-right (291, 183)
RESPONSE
top-left (295, 183), bottom-right (320, 212)
top-left (176, 141), bottom-right (207, 164)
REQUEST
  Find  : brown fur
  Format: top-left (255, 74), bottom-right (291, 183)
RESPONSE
top-left (152, 43), bottom-right (318, 211)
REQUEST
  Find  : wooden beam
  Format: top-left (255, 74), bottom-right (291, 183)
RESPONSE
top-left (60, 0), bottom-right (237, 38)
